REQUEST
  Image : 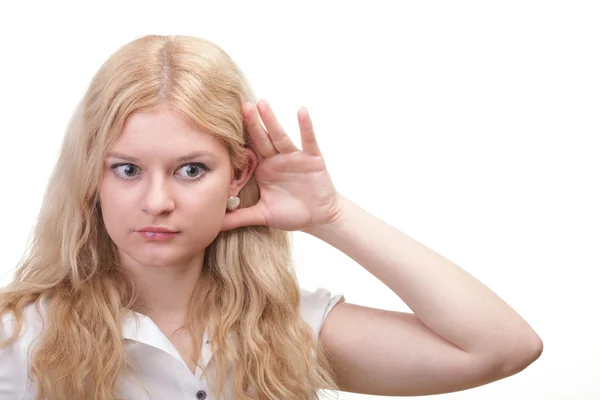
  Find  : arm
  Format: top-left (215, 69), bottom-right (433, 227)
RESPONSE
top-left (306, 194), bottom-right (543, 396)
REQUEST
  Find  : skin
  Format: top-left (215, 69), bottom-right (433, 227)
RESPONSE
top-left (98, 106), bottom-right (257, 322)
top-left (97, 100), bottom-right (542, 395)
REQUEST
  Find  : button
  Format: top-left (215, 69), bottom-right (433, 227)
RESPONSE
top-left (196, 390), bottom-right (207, 399)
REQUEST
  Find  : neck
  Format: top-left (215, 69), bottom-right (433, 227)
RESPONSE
top-left (120, 254), bottom-right (204, 324)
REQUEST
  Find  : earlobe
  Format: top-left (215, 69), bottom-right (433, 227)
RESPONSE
top-left (226, 196), bottom-right (241, 211)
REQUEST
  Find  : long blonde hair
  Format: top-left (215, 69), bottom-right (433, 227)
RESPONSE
top-left (0, 35), bottom-right (339, 399)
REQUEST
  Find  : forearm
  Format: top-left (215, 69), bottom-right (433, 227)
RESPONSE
top-left (306, 194), bottom-right (542, 358)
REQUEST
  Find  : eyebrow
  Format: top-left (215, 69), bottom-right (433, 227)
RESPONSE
top-left (106, 151), bottom-right (217, 162)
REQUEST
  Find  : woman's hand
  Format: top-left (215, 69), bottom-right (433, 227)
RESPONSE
top-left (221, 100), bottom-right (345, 233)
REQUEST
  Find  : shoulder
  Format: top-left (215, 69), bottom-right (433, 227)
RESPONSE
top-left (1, 299), bottom-right (47, 342)
top-left (299, 287), bottom-right (345, 338)
top-left (0, 300), bottom-right (47, 398)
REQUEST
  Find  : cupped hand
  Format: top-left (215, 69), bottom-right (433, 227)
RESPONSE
top-left (221, 100), bottom-right (344, 233)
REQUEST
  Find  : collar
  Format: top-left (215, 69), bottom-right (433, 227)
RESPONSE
top-left (121, 311), bottom-right (217, 372)
top-left (38, 298), bottom-right (219, 375)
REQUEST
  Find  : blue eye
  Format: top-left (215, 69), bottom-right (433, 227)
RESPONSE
top-left (177, 163), bottom-right (208, 180)
top-left (110, 163), bottom-right (209, 181)
top-left (112, 164), bottom-right (139, 179)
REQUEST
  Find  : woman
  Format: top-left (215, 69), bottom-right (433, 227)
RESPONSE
top-left (0, 35), bottom-right (542, 399)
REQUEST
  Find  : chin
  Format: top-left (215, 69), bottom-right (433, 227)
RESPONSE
top-left (137, 248), bottom-right (187, 266)
top-left (116, 244), bottom-right (182, 268)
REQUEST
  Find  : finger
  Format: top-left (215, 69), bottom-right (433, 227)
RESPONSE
top-left (242, 102), bottom-right (277, 158)
top-left (257, 100), bottom-right (299, 154)
top-left (297, 107), bottom-right (322, 157)
top-left (221, 204), bottom-right (268, 231)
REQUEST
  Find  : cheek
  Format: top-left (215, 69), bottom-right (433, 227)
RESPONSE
top-left (98, 185), bottom-right (132, 236)
top-left (181, 191), bottom-right (227, 225)
top-left (179, 189), bottom-right (229, 240)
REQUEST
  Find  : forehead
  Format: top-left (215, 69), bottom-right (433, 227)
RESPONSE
top-left (111, 108), bottom-right (225, 157)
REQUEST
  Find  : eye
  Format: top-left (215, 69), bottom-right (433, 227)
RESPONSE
top-left (177, 163), bottom-right (208, 181)
top-left (109, 162), bottom-right (209, 181)
top-left (112, 164), bottom-right (139, 179)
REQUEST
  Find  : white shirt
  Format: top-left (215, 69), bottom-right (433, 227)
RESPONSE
top-left (0, 287), bottom-right (343, 399)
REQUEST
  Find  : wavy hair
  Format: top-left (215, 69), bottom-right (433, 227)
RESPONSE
top-left (0, 35), bottom-right (340, 399)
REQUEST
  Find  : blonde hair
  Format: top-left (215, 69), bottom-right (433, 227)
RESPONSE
top-left (0, 35), bottom-right (339, 399)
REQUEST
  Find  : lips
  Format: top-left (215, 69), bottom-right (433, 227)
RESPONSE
top-left (137, 226), bottom-right (179, 233)
top-left (137, 228), bottom-right (179, 241)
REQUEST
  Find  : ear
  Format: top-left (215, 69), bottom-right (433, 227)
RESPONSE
top-left (229, 148), bottom-right (258, 195)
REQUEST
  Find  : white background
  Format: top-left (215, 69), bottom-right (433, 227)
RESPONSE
top-left (0, 1), bottom-right (598, 399)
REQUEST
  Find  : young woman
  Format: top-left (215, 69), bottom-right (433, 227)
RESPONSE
top-left (0, 35), bottom-right (542, 399)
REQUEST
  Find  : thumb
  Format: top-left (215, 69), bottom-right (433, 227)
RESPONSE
top-left (221, 203), bottom-right (268, 232)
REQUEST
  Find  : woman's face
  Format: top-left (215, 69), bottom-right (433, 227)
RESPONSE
top-left (98, 107), bottom-right (253, 269)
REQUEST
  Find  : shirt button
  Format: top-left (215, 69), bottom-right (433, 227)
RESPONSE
top-left (196, 390), bottom-right (207, 399)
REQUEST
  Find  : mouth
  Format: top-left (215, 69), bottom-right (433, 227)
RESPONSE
top-left (137, 226), bottom-right (179, 233)
top-left (136, 226), bottom-right (180, 240)
top-left (137, 230), bottom-right (180, 240)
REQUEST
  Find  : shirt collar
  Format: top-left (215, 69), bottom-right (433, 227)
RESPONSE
top-left (38, 298), bottom-right (222, 373)
top-left (121, 310), bottom-right (219, 371)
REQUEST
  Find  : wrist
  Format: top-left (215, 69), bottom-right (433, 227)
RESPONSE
top-left (302, 193), bottom-right (351, 238)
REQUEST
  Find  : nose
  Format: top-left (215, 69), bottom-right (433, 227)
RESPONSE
top-left (140, 175), bottom-right (175, 216)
